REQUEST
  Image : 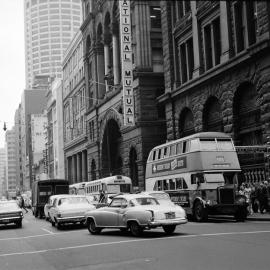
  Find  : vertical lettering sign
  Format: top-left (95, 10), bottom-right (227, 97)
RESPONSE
top-left (119, 0), bottom-right (135, 126)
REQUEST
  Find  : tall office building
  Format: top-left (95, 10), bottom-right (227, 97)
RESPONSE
top-left (24, 0), bottom-right (82, 88)
top-left (0, 148), bottom-right (6, 197)
top-left (5, 128), bottom-right (17, 198)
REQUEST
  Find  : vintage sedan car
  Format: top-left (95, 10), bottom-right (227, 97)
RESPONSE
top-left (85, 193), bottom-right (187, 236)
top-left (0, 200), bottom-right (23, 228)
top-left (48, 194), bottom-right (96, 229)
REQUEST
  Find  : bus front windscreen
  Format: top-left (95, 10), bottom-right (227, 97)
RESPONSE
top-left (107, 184), bottom-right (131, 193)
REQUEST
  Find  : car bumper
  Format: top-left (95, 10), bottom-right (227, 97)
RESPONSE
top-left (0, 217), bottom-right (22, 224)
top-left (148, 217), bottom-right (188, 227)
top-left (57, 215), bottom-right (86, 224)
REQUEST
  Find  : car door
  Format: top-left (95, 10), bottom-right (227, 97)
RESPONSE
top-left (96, 198), bottom-right (124, 227)
top-left (49, 198), bottom-right (58, 220)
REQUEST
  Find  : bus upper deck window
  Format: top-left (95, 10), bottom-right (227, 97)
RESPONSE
top-left (183, 140), bottom-right (190, 153)
top-left (170, 144), bottom-right (176, 156)
top-left (190, 139), bottom-right (199, 151)
top-left (217, 139), bottom-right (234, 151)
top-left (176, 142), bottom-right (183, 154)
top-left (152, 150), bottom-right (156, 161)
top-left (158, 149), bottom-right (162, 159)
top-left (200, 139), bottom-right (217, 150)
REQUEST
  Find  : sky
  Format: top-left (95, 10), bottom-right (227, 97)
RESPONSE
top-left (0, 0), bottom-right (25, 148)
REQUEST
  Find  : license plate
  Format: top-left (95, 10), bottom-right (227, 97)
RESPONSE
top-left (165, 212), bottom-right (175, 219)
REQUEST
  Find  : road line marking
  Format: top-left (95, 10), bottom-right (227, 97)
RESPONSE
top-left (0, 229), bottom-right (84, 241)
top-left (42, 228), bottom-right (54, 234)
top-left (0, 230), bottom-right (270, 257)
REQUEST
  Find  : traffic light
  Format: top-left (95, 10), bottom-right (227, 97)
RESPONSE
top-left (3, 122), bottom-right (7, 131)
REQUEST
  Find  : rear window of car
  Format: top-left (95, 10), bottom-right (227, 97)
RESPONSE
top-left (58, 197), bottom-right (88, 205)
top-left (134, 197), bottom-right (159, 206)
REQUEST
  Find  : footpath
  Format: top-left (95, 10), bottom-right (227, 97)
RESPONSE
top-left (247, 212), bottom-right (270, 221)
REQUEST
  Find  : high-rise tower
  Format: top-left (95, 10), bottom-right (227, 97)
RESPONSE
top-left (24, 0), bottom-right (82, 88)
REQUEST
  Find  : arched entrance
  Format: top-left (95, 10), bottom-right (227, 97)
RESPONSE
top-left (129, 147), bottom-right (138, 188)
top-left (203, 96), bottom-right (223, 132)
top-left (233, 82), bottom-right (264, 183)
top-left (178, 107), bottom-right (195, 138)
top-left (101, 119), bottom-right (122, 177)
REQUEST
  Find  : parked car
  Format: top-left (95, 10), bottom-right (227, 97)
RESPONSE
top-left (85, 193), bottom-right (187, 236)
top-left (48, 195), bottom-right (96, 229)
top-left (0, 200), bottom-right (24, 228)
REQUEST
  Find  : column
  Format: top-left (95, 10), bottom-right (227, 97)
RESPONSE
top-left (96, 45), bottom-right (105, 98)
top-left (72, 155), bottom-right (77, 184)
top-left (112, 22), bottom-right (120, 84)
top-left (82, 151), bottom-right (86, 182)
top-left (134, 1), bottom-right (151, 68)
top-left (220, 1), bottom-right (232, 63)
top-left (77, 153), bottom-right (81, 183)
top-left (191, 1), bottom-right (202, 78)
top-left (104, 42), bottom-right (110, 92)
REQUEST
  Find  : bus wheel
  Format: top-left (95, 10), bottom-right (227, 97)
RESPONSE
top-left (193, 201), bottom-right (208, 222)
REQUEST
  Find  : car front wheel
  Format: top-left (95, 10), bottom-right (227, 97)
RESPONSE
top-left (193, 201), bottom-right (208, 222)
top-left (129, 222), bottom-right (143, 237)
top-left (87, 219), bottom-right (102, 235)
top-left (162, 225), bottom-right (176, 235)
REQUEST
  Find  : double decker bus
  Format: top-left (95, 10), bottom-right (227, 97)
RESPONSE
top-left (145, 132), bottom-right (248, 221)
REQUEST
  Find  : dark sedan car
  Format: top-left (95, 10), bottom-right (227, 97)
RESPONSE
top-left (0, 200), bottom-right (23, 228)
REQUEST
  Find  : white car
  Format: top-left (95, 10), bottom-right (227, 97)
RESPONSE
top-left (48, 195), bottom-right (96, 229)
top-left (85, 193), bottom-right (187, 236)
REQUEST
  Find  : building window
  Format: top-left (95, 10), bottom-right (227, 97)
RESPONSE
top-left (176, 1), bottom-right (191, 20)
top-left (150, 6), bottom-right (161, 29)
top-left (179, 38), bottom-right (194, 84)
top-left (89, 120), bottom-right (94, 142)
top-left (203, 17), bottom-right (221, 71)
top-left (233, 1), bottom-right (245, 53)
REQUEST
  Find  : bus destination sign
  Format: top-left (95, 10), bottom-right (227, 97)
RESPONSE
top-left (152, 157), bottom-right (187, 173)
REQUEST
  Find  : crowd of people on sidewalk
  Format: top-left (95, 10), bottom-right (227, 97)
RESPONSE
top-left (238, 181), bottom-right (270, 215)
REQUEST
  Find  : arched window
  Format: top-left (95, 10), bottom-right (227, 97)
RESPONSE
top-left (203, 96), bottom-right (223, 132)
top-left (179, 108), bottom-right (195, 138)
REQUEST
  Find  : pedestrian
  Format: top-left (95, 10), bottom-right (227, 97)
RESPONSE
top-left (20, 195), bottom-right (28, 213)
top-left (98, 189), bottom-right (106, 203)
top-left (257, 182), bottom-right (268, 214)
top-left (244, 183), bottom-right (252, 215)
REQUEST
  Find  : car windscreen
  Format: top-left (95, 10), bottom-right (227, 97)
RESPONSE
top-left (0, 202), bottom-right (20, 211)
top-left (133, 197), bottom-right (159, 206)
top-left (59, 197), bottom-right (89, 205)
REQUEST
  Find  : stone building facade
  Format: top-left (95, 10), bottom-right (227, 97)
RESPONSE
top-left (79, 0), bottom-right (166, 190)
top-left (62, 31), bottom-right (88, 184)
top-left (159, 1), bottom-right (270, 182)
